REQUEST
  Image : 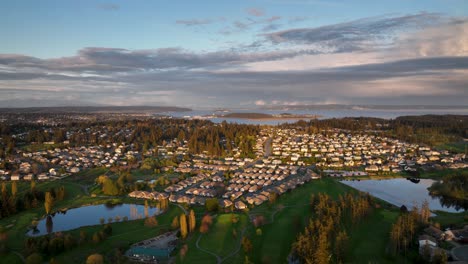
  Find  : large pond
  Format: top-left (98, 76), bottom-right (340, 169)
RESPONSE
top-left (341, 178), bottom-right (466, 213)
top-left (27, 203), bottom-right (161, 236)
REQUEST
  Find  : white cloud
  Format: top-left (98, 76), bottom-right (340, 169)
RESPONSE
top-left (255, 100), bottom-right (266, 105)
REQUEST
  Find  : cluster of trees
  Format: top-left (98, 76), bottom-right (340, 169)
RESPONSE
top-left (291, 193), bottom-right (373, 264)
top-left (140, 157), bottom-right (177, 174)
top-left (389, 202), bottom-right (431, 255)
top-left (199, 214), bottom-right (213, 234)
top-left (205, 198), bottom-right (219, 212)
top-left (177, 209), bottom-right (197, 239)
top-left (429, 171), bottom-right (468, 201)
top-left (1, 118), bottom-right (261, 161)
top-left (0, 182), bottom-right (65, 219)
top-left (144, 216), bottom-right (158, 227)
top-left (96, 173), bottom-right (134, 195)
top-left (188, 122), bottom-right (259, 157)
top-left (24, 224), bottom-right (112, 258)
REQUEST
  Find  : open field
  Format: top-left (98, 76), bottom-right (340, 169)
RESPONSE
top-left (198, 214), bottom-right (248, 257)
top-left (436, 141), bottom-right (467, 154)
top-left (432, 210), bottom-right (468, 228)
top-left (347, 209), bottom-right (404, 263)
top-left (177, 178), bottom-right (405, 264)
top-left (68, 167), bottom-right (108, 185)
top-left (178, 214), bottom-right (249, 264)
top-left (419, 168), bottom-right (468, 179)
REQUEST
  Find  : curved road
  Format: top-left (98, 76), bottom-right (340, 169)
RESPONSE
top-left (195, 234), bottom-right (222, 263)
top-left (12, 251), bottom-right (25, 263)
top-left (195, 226), bottom-right (247, 264)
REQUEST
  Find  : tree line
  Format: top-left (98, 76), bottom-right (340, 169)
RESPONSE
top-left (0, 181), bottom-right (65, 219)
top-left (290, 192), bottom-right (374, 264)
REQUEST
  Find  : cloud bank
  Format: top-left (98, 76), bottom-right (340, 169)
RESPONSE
top-left (0, 13), bottom-right (467, 107)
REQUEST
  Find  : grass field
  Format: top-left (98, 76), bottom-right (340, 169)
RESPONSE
top-left (177, 179), bottom-right (364, 264)
top-left (53, 204), bottom-right (184, 262)
top-left (68, 167), bottom-right (108, 185)
top-left (347, 209), bottom-right (403, 263)
top-left (179, 214), bottom-right (249, 264)
top-left (1, 203), bottom-right (182, 263)
top-left (175, 178), bottom-right (409, 264)
top-left (198, 214), bottom-right (248, 257)
top-left (432, 210), bottom-right (468, 228)
top-left (0, 174), bottom-right (150, 254)
top-left (436, 141), bottom-right (467, 154)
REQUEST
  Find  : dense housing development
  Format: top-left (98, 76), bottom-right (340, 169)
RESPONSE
top-left (0, 113), bottom-right (466, 264)
top-left (2, 126), bottom-right (465, 186)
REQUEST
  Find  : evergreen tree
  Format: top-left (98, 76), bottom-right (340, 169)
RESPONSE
top-left (180, 214), bottom-right (188, 239)
top-left (44, 192), bottom-right (54, 215)
top-left (11, 181), bottom-right (17, 196)
top-left (188, 209), bottom-right (196, 233)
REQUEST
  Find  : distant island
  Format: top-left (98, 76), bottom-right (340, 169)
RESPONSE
top-left (217, 112), bottom-right (320, 120)
top-left (0, 106), bottom-right (192, 113)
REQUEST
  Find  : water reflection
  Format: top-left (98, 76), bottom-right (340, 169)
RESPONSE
top-left (341, 178), bottom-right (465, 213)
top-left (406, 177), bottom-right (420, 184)
top-left (27, 203), bottom-right (161, 236)
top-left (430, 194), bottom-right (468, 211)
top-left (46, 216), bottom-right (53, 235)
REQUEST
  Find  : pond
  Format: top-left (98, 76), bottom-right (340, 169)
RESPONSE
top-left (341, 178), bottom-right (466, 213)
top-left (27, 203), bottom-right (161, 236)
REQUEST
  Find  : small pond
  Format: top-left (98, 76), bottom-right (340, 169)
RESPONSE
top-left (341, 178), bottom-right (466, 213)
top-left (27, 203), bottom-right (161, 236)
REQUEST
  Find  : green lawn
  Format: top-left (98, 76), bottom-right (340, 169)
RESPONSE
top-left (436, 141), bottom-right (467, 154)
top-left (67, 167), bottom-right (108, 185)
top-left (19, 143), bottom-right (66, 153)
top-left (198, 214), bottom-right (248, 256)
top-left (246, 179), bottom-right (354, 263)
top-left (0, 252), bottom-right (23, 264)
top-left (176, 178), bottom-right (410, 264)
top-left (179, 214), bottom-right (249, 264)
top-left (53, 204), bottom-right (184, 262)
top-left (178, 179), bottom-right (359, 264)
top-left (346, 209), bottom-right (402, 263)
top-left (432, 210), bottom-right (468, 228)
top-left (419, 167), bottom-right (468, 179)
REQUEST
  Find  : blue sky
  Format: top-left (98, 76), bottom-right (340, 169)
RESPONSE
top-left (0, 0), bottom-right (467, 107)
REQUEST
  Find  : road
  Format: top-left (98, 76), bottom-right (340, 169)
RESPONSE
top-left (264, 137), bottom-right (272, 157)
top-left (195, 223), bottom-right (247, 264)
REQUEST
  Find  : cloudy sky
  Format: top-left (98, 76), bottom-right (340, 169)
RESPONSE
top-left (1, 0), bottom-right (467, 108)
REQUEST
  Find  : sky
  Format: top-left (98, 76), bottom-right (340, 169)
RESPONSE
top-left (0, 0), bottom-right (467, 108)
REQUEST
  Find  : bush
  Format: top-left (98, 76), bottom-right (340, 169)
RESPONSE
top-left (256, 228), bottom-right (262, 236)
top-left (86, 253), bottom-right (104, 264)
top-left (144, 216), bottom-right (158, 227)
top-left (25, 253), bottom-right (43, 264)
top-left (205, 198), bottom-right (219, 212)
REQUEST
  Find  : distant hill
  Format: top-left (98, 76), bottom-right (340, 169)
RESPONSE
top-left (0, 106), bottom-right (192, 113)
top-left (223, 112), bottom-right (273, 119)
top-left (262, 104), bottom-right (468, 111)
top-left (220, 112), bottom-right (319, 119)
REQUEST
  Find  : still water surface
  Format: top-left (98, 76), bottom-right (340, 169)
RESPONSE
top-left (28, 203), bottom-right (160, 236)
top-left (341, 178), bottom-right (465, 213)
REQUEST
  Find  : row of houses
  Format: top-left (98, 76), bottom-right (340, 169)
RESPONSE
top-left (256, 128), bottom-right (466, 171)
